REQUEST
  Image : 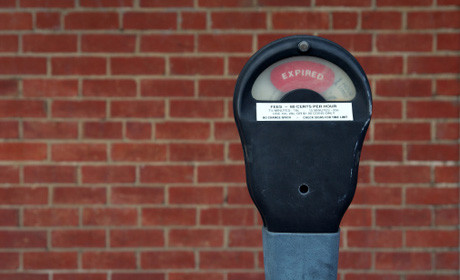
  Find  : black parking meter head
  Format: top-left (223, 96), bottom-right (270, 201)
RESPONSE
top-left (234, 35), bottom-right (372, 233)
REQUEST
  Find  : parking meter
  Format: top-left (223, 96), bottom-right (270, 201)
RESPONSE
top-left (233, 35), bottom-right (372, 280)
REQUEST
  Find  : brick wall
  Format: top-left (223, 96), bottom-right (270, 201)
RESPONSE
top-left (0, 0), bottom-right (458, 279)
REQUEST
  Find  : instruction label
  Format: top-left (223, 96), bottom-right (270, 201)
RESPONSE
top-left (256, 103), bottom-right (353, 121)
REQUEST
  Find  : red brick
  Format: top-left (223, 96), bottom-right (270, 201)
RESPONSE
top-left (126, 122), bottom-right (152, 140)
top-left (111, 229), bottom-right (164, 247)
top-left (112, 274), bottom-right (164, 280)
top-left (54, 274), bottom-right (107, 280)
top-left (170, 143), bottom-right (223, 162)
top-left (200, 208), bottom-right (254, 226)
top-left (111, 100), bottom-right (164, 118)
top-left (83, 252), bottom-right (136, 269)
top-left (438, 0), bottom-right (460, 4)
top-left (317, 34), bottom-right (372, 52)
top-left (228, 273), bottom-right (264, 280)
top-left (408, 56), bottom-right (460, 74)
top-left (435, 208), bottom-right (459, 226)
top-left (215, 122), bottom-right (239, 140)
top-left (111, 187), bottom-right (164, 204)
top-left (0, 230), bottom-right (46, 248)
top-left (200, 251), bottom-right (254, 269)
top-left (198, 34), bottom-right (252, 53)
top-left (141, 79), bottom-right (194, 97)
top-left (332, 12), bottom-right (358, 29)
top-left (272, 12), bottom-right (329, 29)
top-left (65, 12), bottom-right (118, 30)
top-left (111, 57), bottom-right (165, 75)
top-left (81, 166), bottom-right (135, 183)
top-left (408, 144), bottom-right (458, 161)
top-left (141, 251), bottom-right (195, 269)
top-left (170, 57), bottom-right (224, 75)
top-left (198, 0), bottom-right (253, 6)
top-left (198, 79), bottom-right (236, 97)
top-left (140, 0), bottom-right (192, 6)
top-left (23, 79), bottom-right (78, 97)
top-left (435, 166), bottom-right (459, 183)
top-left (436, 252), bottom-right (459, 270)
top-left (361, 144), bottom-right (403, 161)
top-left (376, 79), bottom-right (431, 97)
top-left (170, 229), bottom-right (223, 247)
top-left (344, 274), bottom-right (400, 280)
top-left (156, 122), bottom-right (210, 140)
top-left (348, 230), bottom-right (403, 248)
top-left (142, 208), bottom-right (196, 226)
top-left (227, 186), bottom-right (253, 205)
top-left (408, 11), bottom-right (460, 29)
top-left (338, 252), bottom-right (372, 269)
top-left (340, 208), bottom-right (372, 227)
top-left (438, 33), bottom-right (460, 51)
top-left (198, 164), bottom-right (245, 183)
top-left (437, 79), bottom-right (460, 96)
top-left (0, 100), bottom-right (47, 118)
top-left (170, 273), bottom-right (223, 280)
top-left (0, 209), bottom-right (18, 226)
top-left (377, 34), bottom-right (432, 52)
top-left (0, 57), bottom-right (47, 75)
top-left (374, 122), bottom-right (431, 141)
top-left (24, 252), bottom-right (77, 269)
top-left (170, 100), bottom-right (224, 118)
top-left (377, 0), bottom-right (432, 5)
top-left (83, 208), bottom-right (137, 226)
top-left (83, 79), bottom-right (136, 97)
top-left (0, 80), bottom-right (18, 96)
top-left (0, 187), bottom-right (48, 205)
top-left (353, 187), bottom-right (402, 205)
top-left (376, 209), bottom-right (431, 227)
top-left (373, 100), bottom-right (402, 119)
top-left (317, 0), bottom-right (370, 5)
top-left (212, 12), bottom-right (265, 29)
top-left (141, 165), bottom-right (194, 183)
top-left (123, 12), bottom-right (176, 30)
top-left (0, 35), bottom-right (18, 52)
top-left (406, 187), bottom-right (459, 205)
top-left (0, 121), bottom-right (19, 138)
top-left (52, 143), bottom-right (107, 162)
top-left (407, 101), bottom-right (459, 119)
top-left (0, 253), bottom-right (19, 270)
top-left (362, 11), bottom-right (402, 29)
top-left (83, 121), bottom-right (122, 139)
top-left (141, 34), bottom-right (194, 53)
top-left (52, 57), bottom-right (106, 75)
top-left (82, 34), bottom-right (135, 53)
top-left (25, 165), bottom-right (76, 183)
top-left (53, 187), bottom-right (106, 205)
top-left (24, 208), bottom-right (78, 227)
top-left (0, 13), bottom-right (32, 30)
top-left (52, 229), bottom-right (105, 248)
top-left (23, 34), bottom-right (77, 53)
top-left (0, 274), bottom-right (48, 280)
top-left (375, 166), bottom-right (430, 183)
top-left (375, 252), bottom-right (431, 270)
top-left (36, 12), bottom-right (60, 29)
top-left (407, 276), bottom-right (459, 280)
top-left (228, 143), bottom-right (242, 160)
top-left (357, 56), bottom-right (403, 74)
top-left (112, 143), bottom-right (167, 162)
top-left (0, 165), bottom-right (19, 183)
top-left (21, 0), bottom-right (74, 7)
top-left (0, 143), bottom-right (46, 161)
top-left (0, 0), bottom-right (15, 7)
top-left (181, 12), bottom-right (206, 30)
top-left (80, 0), bottom-right (133, 6)
top-left (53, 100), bottom-right (106, 118)
top-left (228, 56), bottom-right (250, 74)
top-left (169, 186), bottom-right (223, 204)
top-left (229, 229), bottom-right (262, 247)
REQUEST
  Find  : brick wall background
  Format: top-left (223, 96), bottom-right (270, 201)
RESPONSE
top-left (0, 0), bottom-right (458, 279)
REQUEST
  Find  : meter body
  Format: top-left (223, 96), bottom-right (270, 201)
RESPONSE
top-left (233, 35), bottom-right (372, 279)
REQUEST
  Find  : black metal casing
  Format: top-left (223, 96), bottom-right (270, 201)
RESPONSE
top-left (234, 35), bottom-right (372, 233)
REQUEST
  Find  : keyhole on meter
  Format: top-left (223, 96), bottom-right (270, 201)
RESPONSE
top-left (299, 184), bottom-right (309, 195)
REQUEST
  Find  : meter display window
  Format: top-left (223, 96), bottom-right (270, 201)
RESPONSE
top-left (251, 56), bottom-right (356, 101)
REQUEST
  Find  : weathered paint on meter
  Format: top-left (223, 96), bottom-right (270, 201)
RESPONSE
top-left (233, 35), bottom-right (372, 280)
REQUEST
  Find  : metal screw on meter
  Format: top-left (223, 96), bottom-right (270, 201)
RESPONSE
top-left (233, 35), bottom-right (372, 280)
